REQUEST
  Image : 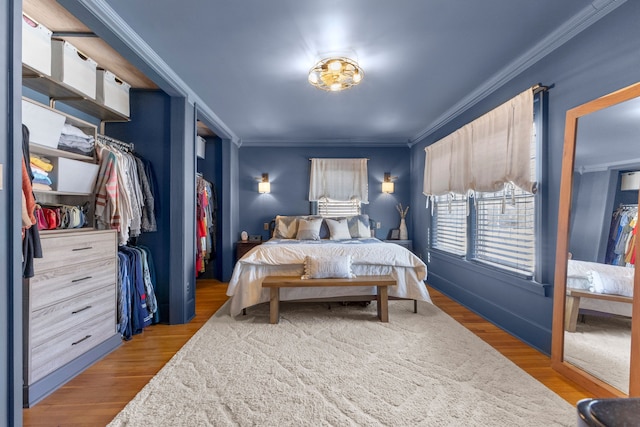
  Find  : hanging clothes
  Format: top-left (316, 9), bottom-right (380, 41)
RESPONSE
top-left (606, 205), bottom-right (638, 267)
top-left (94, 135), bottom-right (158, 245)
top-left (117, 244), bottom-right (158, 339)
top-left (21, 124), bottom-right (43, 278)
top-left (196, 176), bottom-right (216, 276)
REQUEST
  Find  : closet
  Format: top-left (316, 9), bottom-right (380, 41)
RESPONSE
top-left (20, 0), bottom-right (203, 407)
top-left (196, 128), bottom-right (219, 279)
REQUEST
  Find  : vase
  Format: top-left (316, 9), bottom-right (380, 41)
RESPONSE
top-left (399, 218), bottom-right (408, 240)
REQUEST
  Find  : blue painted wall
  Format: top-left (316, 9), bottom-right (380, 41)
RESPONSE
top-left (238, 146), bottom-right (412, 244)
top-left (410, 1), bottom-right (640, 354)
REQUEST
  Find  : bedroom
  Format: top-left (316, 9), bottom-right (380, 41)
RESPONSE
top-left (2, 0), bottom-right (640, 425)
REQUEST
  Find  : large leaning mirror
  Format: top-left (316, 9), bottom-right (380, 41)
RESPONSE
top-left (552, 81), bottom-right (640, 397)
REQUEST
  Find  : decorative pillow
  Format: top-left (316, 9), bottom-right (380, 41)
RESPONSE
top-left (273, 215), bottom-right (299, 239)
top-left (347, 214), bottom-right (371, 238)
top-left (302, 255), bottom-right (355, 279)
top-left (325, 218), bottom-right (352, 240)
top-left (296, 218), bottom-right (323, 240)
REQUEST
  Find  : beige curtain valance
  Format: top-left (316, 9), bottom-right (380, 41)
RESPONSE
top-left (309, 158), bottom-right (369, 204)
top-left (423, 88), bottom-right (535, 198)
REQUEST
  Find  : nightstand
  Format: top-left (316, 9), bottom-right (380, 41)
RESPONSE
top-left (384, 239), bottom-right (413, 252)
top-left (236, 240), bottom-right (262, 261)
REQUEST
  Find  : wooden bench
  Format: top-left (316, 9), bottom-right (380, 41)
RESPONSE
top-left (565, 289), bottom-right (633, 332)
top-left (261, 275), bottom-right (397, 324)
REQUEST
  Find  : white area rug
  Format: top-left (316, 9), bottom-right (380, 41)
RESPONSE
top-left (564, 314), bottom-right (631, 394)
top-left (108, 300), bottom-right (574, 426)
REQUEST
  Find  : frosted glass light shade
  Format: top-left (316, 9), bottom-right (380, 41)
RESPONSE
top-left (382, 181), bottom-right (394, 194)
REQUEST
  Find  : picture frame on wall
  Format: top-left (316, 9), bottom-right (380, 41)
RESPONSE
top-left (389, 229), bottom-right (400, 240)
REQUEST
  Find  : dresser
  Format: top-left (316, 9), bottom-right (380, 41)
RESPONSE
top-left (23, 229), bottom-right (121, 407)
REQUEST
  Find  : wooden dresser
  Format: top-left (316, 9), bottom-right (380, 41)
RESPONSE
top-left (23, 229), bottom-right (121, 407)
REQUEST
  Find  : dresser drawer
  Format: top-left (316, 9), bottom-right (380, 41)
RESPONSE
top-left (29, 284), bottom-right (116, 348)
top-left (29, 310), bottom-right (117, 384)
top-left (29, 257), bottom-right (116, 310)
top-left (34, 230), bottom-right (116, 273)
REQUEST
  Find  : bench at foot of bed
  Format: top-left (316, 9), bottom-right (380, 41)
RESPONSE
top-left (261, 275), bottom-right (397, 324)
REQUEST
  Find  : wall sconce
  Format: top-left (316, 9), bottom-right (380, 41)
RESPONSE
top-left (258, 173), bottom-right (271, 194)
top-left (382, 172), bottom-right (396, 194)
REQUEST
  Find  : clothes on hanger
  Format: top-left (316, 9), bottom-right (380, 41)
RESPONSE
top-left (21, 124), bottom-right (43, 278)
top-left (196, 175), bottom-right (216, 275)
top-left (606, 204), bottom-right (638, 266)
top-left (117, 244), bottom-right (158, 340)
top-left (94, 135), bottom-right (158, 245)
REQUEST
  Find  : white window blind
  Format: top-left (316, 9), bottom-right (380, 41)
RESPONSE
top-left (317, 198), bottom-right (361, 217)
top-left (432, 194), bottom-right (467, 256)
top-left (473, 188), bottom-right (535, 274)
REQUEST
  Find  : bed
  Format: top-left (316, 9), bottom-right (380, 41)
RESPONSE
top-left (226, 214), bottom-right (430, 317)
top-left (564, 259), bottom-right (634, 332)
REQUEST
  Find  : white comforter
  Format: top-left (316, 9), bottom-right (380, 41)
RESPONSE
top-left (226, 238), bottom-right (430, 316)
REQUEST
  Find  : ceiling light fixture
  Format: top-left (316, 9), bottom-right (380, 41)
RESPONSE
top-left (308, 57), bottom-right (364, 92)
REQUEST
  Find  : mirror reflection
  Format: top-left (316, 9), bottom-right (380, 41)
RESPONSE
top-left (563, 95), bottom-right (640, 394)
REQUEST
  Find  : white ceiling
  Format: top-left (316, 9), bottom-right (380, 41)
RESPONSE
top-left (94, 1), bottom-right (616, 146)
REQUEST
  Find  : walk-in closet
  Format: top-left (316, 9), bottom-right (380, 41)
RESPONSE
top-left (17, 0), bottom-right (222, 408)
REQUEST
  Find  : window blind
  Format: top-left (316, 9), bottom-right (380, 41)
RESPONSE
top-left (473, 188), bottom-right (535, 274)
top-left (317, 199), bottom-right (361, 217)
top-left (432, 194), bottom-right (467, 255)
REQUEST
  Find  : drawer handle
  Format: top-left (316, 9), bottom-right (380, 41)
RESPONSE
top-left (72, 246), bottom-right (93, 251)
top-left (71, 305), bottom-right (92, 315)
top-left (71, 335), bottom-right (92, 346)
top-left (71, 276), bottom-right (92, 283)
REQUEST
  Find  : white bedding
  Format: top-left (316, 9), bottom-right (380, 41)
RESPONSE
top-left (226, 238), bottom-right (430, 316)
top-left (566, 259), bottom-right (634, 297)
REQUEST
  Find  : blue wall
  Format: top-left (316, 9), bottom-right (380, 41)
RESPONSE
top-left (238, 146), bottom-right (412, 244)
top-left (410, 1), bottom-right (640, 354)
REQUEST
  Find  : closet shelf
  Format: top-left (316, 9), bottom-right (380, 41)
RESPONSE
top-left (30, 143), bottom-right (94, 162)
top-left (33, 189), bottom-right (93, 196)
top-left (22, 64), bottom-right (130, 122)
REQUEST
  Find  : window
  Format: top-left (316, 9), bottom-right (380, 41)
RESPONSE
top-left (473, 187), bottom-right (535, 274)
top-left (315, 198), bottom-right (361, 217)
top-left (432, 194), bottom-right (467, 255)
top-left (427, 88), bottom-right (542, 277)
top-left (473, 121), bottom-right (537, 275)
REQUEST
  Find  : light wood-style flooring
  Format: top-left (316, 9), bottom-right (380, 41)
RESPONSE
top-left (23, 280), bottom-right (592, 426)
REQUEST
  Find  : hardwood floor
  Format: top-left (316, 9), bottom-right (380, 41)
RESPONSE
top-left (22, 281), bottom-right (592, 426)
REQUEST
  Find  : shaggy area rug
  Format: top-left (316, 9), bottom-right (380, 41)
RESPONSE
top-left (108, 300), bottom-right (574, 426)
top-left (564, 314), bottom-right (631, 394)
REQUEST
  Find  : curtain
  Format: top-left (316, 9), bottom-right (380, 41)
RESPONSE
top-left (309, 158), bottom-right (369, 204)
top-left (423, 88), bottom-right (534, 197)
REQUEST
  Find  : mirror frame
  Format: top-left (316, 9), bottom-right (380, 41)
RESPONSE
top-left (552, 81), bottom-right (640, 397)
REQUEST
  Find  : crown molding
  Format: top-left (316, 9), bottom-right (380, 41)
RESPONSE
top-left (409, 0), bottom-right (627, 147)
top-left (62, 0), bottom-right (241, 146)
top-left (240, 137), bottom-right (410, 148)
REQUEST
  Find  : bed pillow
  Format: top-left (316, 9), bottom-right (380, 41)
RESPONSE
top-left (273, 215), bottom-right (299, 239)
top-left (302, 255), bottom-right (355, 279)
top-left (347, 214), bottom-right (371, 238)
top-left (325, 218), bottom-right (352, 240)
top-left (296, 218), bottom-right (323, 240)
